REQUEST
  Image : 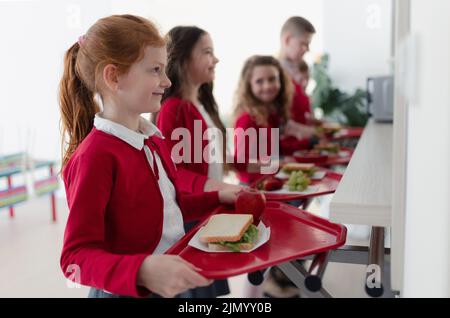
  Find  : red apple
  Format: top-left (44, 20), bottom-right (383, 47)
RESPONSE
top-left (235, 189), bottom-right (267, 225)
top-left (262, 177), bottom-right (284, 191)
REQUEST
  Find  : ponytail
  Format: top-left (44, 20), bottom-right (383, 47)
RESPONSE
top-left (58, 15), bottom-right (165, 168)
top-left (59, 42), bottom-right (99, 167)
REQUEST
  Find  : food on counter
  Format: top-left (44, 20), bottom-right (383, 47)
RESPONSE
top-left (282, 162), bottom-right (317, 177)
top-left (236, 189), bottom-right (266, 225)
top-left (200, 214), bottom-right (259, 252)
top-left (287, 171), bottom-right (311, 192)
top-left (322, 122), bottom-right (342, 133)
top-left (256, 176), bottom-right (284, 192)
top-left (316, 122), bottom-right (342, 136)
top-left (313, 142), bottom-right (340, 154)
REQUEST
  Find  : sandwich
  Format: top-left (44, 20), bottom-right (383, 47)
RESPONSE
top-left (316, 122), bottom-right (342, 136)
top-left (314, 142), bottom-right (340, 154)
top-left (282, 162), bottom-right (317, 176)
top-left (322, 122), bottom-right (342, 133)
top-left (199, 214), bottom-right (259, 252)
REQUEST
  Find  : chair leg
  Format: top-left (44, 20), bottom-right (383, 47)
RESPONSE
top-left (7, 176), bottom-right (14, 218)
top-left (51, 193), bottom-right (57, 222)
top-left (49, 165), bottom-right (57, 222)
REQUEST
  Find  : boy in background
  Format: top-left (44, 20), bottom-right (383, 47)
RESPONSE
top-left (261, 17), bottom-right (318, 298)
top-left (279, 16), bottom-right (316, 128)
top-left (296, 59), bottom-right (310, 92)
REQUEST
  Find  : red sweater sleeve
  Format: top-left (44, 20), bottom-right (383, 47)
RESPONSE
top-left (157, 99), bottom-right (208, 193)
top-left (233, 114), bottom-right (255, 171)
top-left (175, 168), bottom-right (208, 193)
top-left (157, 99), bottom-right (182, 161)
top-left (177, 191), bottom-right (220, 222)
top-left (149, 136), bottom-right (220, 221)
top-left (61, 153), bottom-right (149, 298)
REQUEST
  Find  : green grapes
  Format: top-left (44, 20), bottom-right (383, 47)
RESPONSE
top-left (287, 171), bottom-right (311, 192)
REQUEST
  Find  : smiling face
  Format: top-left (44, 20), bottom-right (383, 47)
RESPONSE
top-left (249, 65), bottom-right (281, 104)
top-left (185, 33), bottom-right (219, 85)
top-left (116, 45), bottom-right (171, 114)
top-left (284, 32), bottom-right (313, 63)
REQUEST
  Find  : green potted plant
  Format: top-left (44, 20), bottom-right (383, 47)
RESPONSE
top-left (312, 54), bottom-right (369, 127)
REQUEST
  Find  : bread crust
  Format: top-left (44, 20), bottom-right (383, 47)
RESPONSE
top-left (199, 214), bottom-right (253, 243)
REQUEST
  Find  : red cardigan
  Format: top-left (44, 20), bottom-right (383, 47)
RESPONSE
top-left (234, 112), bottom-right (310, 184)
top-left (158, 97), bottom-right (250, 183)
top-left (60, 128), bottom-right (220, 298)
top-left (290, 80), bottom-right (313, 125)
top-left (157, 97), bottom-right (209, 179)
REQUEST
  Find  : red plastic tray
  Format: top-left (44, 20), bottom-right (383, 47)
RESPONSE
top-left (329, 127), bottom-right (364, 141)
top-left (319, 147), bottom-right (354, 167)
top-left (292, 151), bottom-right (328, 164)
top-left (250, 169), bottom-right (342, 202)
top-left (165, 202), bottom-right (346, 279)
top-left (291, 146), bottom-right (353, 165)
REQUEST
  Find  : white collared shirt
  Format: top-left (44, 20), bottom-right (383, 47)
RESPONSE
top-left (196, 105), bottom-right (224, 181)
top-left (94, 113), bottom-right (185, 255)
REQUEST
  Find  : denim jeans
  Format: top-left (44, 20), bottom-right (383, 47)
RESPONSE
top-left (88, 288), bottom-right (193, 298)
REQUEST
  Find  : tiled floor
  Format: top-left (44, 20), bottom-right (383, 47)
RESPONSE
top-left (0, 195), bottom-right (373, 298)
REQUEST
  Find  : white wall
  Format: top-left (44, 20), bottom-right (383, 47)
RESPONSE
top-left (0, 0), bottom-right (111, 161)
top-left (113, 0), bottom-right (324, 124)
top-left (0, 0), bottom-right (324, 162)
top-left (390, 0), bottom-right (410, 293)
top-left (322, 0), bottom-right (393, 93)
top-left (402, 0), bottom-right (450, 297)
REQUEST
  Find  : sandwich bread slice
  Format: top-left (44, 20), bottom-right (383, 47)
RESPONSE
top-left (314, 142), bottom-right (340, 154)
top-left (199, 214), bottom-right (259, 252)
top-left (282, 162), bottom-right (317, 176)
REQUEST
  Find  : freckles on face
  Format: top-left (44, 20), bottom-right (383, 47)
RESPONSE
top-left (117, 46), bottom-right (171, 113)
top-left (249, 65), bottom-right (281, 104)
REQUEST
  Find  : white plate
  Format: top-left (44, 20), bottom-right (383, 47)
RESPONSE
top-left (188, 222), bottom-right (270, 253)
top-left (275, 171), bottom-right (290, 179)
top-left (312, 171), bottom-right (326, 180)
top-left (338, 150), bottom-right (351, 158)
top-left (334, 129), bottom-right (348, 137)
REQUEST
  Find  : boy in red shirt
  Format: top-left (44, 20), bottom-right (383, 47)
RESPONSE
top-left (279, 16), bottom-right (318, 139)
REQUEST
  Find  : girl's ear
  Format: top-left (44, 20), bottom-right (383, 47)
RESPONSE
top-left (103, 64), bottom-right (119, 91)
